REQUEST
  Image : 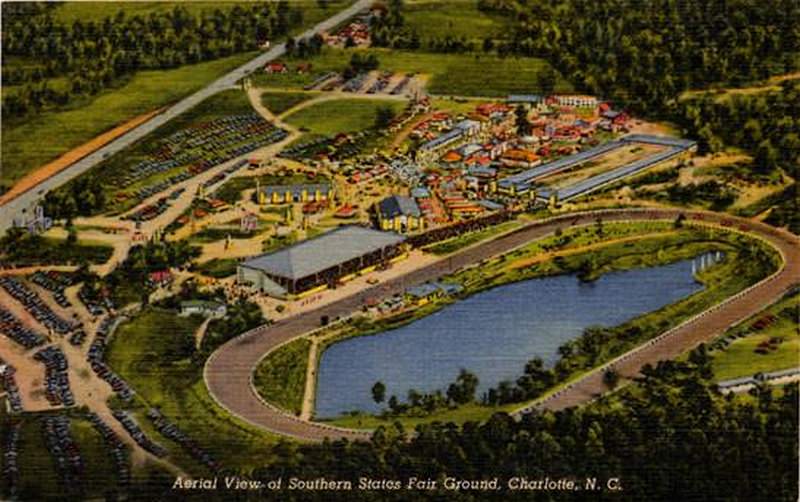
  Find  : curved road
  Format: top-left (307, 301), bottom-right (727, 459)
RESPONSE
top-left (0, 0), bottom-right (373, 232)
top-left (204, 208), bottom-right (800, 442)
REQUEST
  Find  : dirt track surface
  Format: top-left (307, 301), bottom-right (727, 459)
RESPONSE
top-left (204, 208), bottom-right (800, 442)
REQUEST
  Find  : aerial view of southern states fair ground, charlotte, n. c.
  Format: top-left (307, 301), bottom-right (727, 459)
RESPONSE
top-left (0, 1), bottom-right (799, 500)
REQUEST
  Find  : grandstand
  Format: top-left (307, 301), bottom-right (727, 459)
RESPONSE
top-left (237, 226), bottom-right (407, 299)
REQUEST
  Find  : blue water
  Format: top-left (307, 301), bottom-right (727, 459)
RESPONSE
top-left (315, 257), bottom-right (706, 418)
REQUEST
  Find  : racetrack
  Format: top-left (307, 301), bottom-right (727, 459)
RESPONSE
top-left (204, 209), bottom-right (800, 442)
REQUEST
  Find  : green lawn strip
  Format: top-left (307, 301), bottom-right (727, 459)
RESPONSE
top-left (253, 338), bottom-right (312, 416)
top-left (106, 308), bottom-right (279, 471)
top-left (252, 47), bottom-right (571, 97)
top-left (2, 53), bottom-right (256, 190)
top-left (320, 226), bottom-right (778, 428)
top-left (260, 91), bottom-right (315, 115)
top-left (69, 416), bottom-right (125, 494)
top-left (709, 292), bottom-right (800, 381)
top-left (194, 258), bottom-right (241, 279)
top-left (284, 98), bottom-right (406, 136)
top-left (424, 219), bottom-right (522, 255)
top-left (0, 234), bottom-right (113, 266)
top-left (14, 416), bottom-right (62, 499)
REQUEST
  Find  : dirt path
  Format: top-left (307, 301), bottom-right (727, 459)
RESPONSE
top-left (299, 338), bottom-right (320, 420)
top-left (194, 318), bottom-right (212, 350)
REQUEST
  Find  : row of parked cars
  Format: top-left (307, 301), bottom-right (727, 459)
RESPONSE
top-left (3, 422), bottom-right (21, 498)
top-left (30, 271), bottom-right (75, 309)
top-left (88, 412), bottom-right (130, 487)
top-left (115, 114), bottom-right (285, 190)
top-left (87, 317), bottom-right (134, 401)
top-left (43, 415), bottom-right (84, 494)
top-left (147, 409), bottom-right (219, 472)
top-left (0, 359), bottom-right (23, 412)
top-left (112, 410), bottom-right (167, 458)
top-left (34, 346), bottom-right (75, 407)
top-left (0, 306), bottom-right (46, 349)
top-left (0, 277), bottom-right (75, 334)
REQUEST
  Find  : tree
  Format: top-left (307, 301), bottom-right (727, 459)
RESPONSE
top-left (514, 105), bottom-right (531, 136)
top-left (374, 105), bottom-right (395, 129)
top-left (66, 225), bottom-right (78, 246)
top-left (537, 65), bottom-right (558, 95)
top-left (603, 368), bottom-right (620, 389)
top-left (371, 381), bottom-right (386, 404)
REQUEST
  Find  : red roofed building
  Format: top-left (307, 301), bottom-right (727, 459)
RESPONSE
top-left (265, 62), bottom-right (288, 74)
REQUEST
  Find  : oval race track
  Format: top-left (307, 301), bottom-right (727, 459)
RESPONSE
top-left (204, 208), bottom-right (800, 442)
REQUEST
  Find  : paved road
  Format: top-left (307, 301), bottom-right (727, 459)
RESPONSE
top-left (203, 208), bottom-right (800, 442)
top-left (0, 0), bottom-right (372, 233)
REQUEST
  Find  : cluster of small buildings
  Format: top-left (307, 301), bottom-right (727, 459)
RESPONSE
top-left (256, 182), bottom-right (333, 205)
top-left (323, 20), bottom-right (370, 47)
top-left (264, 61), bottom-right (314, 74)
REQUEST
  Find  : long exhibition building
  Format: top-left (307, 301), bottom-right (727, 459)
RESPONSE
top-left (237, 226), bottom-right (407, 299)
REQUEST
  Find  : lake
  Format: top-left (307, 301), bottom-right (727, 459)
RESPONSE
top-left (315, 256), bottom-right (713, 418)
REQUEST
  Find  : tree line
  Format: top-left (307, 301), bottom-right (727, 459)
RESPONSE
top-left (2, 2), bottom-right (303, 119)
top-left (250, 348), bottom-right (798, 501)
top-left (483, 0), bottom-right (799, 115)
top-left (678, 81), bottom-right (800, 178)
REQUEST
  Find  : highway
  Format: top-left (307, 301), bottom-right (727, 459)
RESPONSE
top-left (0, 0), bottom-right (373, 233)
top-left (203, 209), bottom-right (800, 442)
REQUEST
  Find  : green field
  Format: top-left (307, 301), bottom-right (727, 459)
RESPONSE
top-left (711, 292), bottom-right (799, 381)
top-left (260, 91), bottom-right (315, 115)
top-left (106, 307), bottom-right (279, 470)
top-left (194, 258), bottom-right (240, 278)
top-left (0, 234), bottom-right (113, 267)
top-left (284, 98), bottom-right (406, 136)
top-left (403, 0), bottom-right (513, 44)
top-left (253, 338), bottom-right (312, 416)
top-left (1, 53), bottom-right (256, 190)
top-left (253, 47), bottom-right (572, 97)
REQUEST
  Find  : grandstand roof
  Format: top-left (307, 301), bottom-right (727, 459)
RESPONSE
top-left (241, 226), bottom-right (405, 280)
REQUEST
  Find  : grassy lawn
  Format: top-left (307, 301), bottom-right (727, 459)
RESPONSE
top-left (106, 307), bottom-right (279, 471)
top-left (253, 47), bottom-right (572, 97)
top-left (320, 225), bottom-right (779, 429)
top-left (253, 338), bottom-right (312, 416)
top-left (284, 98), bottom-right (406, 136)
top-left (424, 219), bottom-right (522, 255)
top-left (260, 91), bottom-right (315, 115)
top-left (13, 417), bottom-right (61, 499)
top-left (2, 53), bottom-right (256, 190)
top-left (0, 235), bottom-right (113, 267)
top-left (194, 258), bottom-right (240, 279)
top-left (69, 416), bottom-right (126, 494)
top-left (711, 292), bottom-right (799, 381)
top-left (404, 0), bottom-right (512, 44)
